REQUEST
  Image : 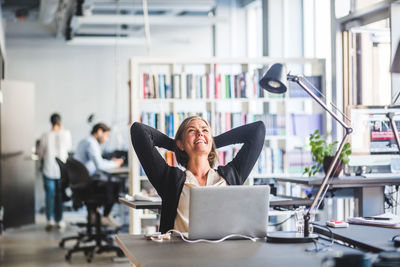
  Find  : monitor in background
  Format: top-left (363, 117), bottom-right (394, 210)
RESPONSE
top-left (102, 150), bottom-right (128, 166)
top-left (348, 105), bottom-right (400, 172)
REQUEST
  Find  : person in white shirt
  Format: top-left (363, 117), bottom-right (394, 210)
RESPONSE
top-left (74, 123), bottom-right (123, 227)
top-left (38, 113), bottom-right (72, 231)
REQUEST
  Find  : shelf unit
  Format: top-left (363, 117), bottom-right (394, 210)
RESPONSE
top-left (128, 57), bottom-right (326, 234)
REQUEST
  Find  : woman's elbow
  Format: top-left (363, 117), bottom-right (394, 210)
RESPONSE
top-left (130, 122), bottom-right (143, 145)
top-left (255, 121), bottom-right (266, 137)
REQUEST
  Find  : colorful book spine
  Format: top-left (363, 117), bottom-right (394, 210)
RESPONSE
top-left (141, 70), bottom-right (295, 100)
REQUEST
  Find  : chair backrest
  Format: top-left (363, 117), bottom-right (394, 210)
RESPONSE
top-left (55, 157), bottom-right (71, 202)
top-left (65, 158), bottom-right (92, 190)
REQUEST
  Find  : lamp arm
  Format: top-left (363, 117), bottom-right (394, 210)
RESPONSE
top-left (312, 132), bottom-right (351, 212)
top-left (303, 132), bottom-right (352, 237)
top-left (289, 75), bottom-right (353, 237)
top-left (288, 75), bottom-right (352, 132)
top-left (386, 112), bottom-right (400, 153)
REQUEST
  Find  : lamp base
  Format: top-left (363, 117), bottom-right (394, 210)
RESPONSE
top-left (266, 231), bottom-right (318, 243)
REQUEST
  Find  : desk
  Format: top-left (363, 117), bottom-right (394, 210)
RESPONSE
top-left (119, 198), bottom-right (161, 211)
top-left (118, 195), bottom-right (313, 212)
top-left (101, 166), bottom-right (129, 178)
top-left (271, 175), bottom-right (400, 217)
top-left (115, 234), bottom-right (355, 267)
top-left (314, 223), bottom-right (399, 253)
top-left (101, 167), bottom-right (129, 192)
top-left (99, 167), bottom-right (130, 227)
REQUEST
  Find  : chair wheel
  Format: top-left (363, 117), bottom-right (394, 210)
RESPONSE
top-left (86, 250), bottom-right (93, 263)
top-left (65, 253), bottom-right (71, 261)
top-left (86, 254), bottom-right (93, 263)
top-left (117, 250), bottom-right (125, 257)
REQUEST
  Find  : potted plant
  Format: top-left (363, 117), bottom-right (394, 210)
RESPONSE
top-left (303, 130), bottom-right (351, 177)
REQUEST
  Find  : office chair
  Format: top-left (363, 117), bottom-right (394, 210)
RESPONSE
top-left (55, 157), bottom-right (88, 249)
top-left (63, 158), bottom-right (123, 262)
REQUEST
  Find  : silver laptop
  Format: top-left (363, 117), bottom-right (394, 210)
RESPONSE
top-left (188, 185), bottom-right (270, 240)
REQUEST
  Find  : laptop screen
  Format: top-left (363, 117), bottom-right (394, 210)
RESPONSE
top-left (188, 185), bottom-right (270, 240)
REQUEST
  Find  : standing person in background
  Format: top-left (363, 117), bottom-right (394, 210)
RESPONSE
top-left (38, 113), bottom-right (72, 231)
top-left (74, 123), bottom-right (123, 227)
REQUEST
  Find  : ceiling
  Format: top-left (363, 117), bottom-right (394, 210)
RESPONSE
top-left (2, 0), bottom-right (220, 44)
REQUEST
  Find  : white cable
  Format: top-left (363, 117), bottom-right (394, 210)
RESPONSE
top-left (163, 229), bottom-right (258, 243)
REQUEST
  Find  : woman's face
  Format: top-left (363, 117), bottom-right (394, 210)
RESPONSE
top-left (177, 119), bottom-right (213, 157)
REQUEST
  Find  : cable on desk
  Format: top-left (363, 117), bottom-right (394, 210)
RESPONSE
top-left (150, 229), bottom-right (259, 244)
top-left (268, 214), bottom-right (295, 227)
top-left (305, 223), bottom-right (335, 253)
top-left (392, 234), bottom-right (400, 241)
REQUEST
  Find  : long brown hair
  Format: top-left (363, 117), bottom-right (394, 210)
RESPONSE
top-left (174, 116), bottom-right (218, 169)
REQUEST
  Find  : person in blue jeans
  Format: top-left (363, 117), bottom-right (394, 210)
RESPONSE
top-left (38, 113), bottom-right (72, 231)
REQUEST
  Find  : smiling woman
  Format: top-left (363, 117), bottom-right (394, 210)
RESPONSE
top-left (130, 117), bottom-right (265, 233)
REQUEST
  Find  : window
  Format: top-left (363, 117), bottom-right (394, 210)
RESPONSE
top-left (344, 19), bottom-right (391, 105)
top-left (245, 0), bottom-right (263, 57)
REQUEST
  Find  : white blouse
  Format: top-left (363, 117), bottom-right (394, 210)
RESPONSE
top-left (173, 169), bottom-right (227, 232)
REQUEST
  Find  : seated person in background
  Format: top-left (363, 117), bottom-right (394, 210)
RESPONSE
top-left (130, 116), bottom-right (265, 233)
top-left (74, 123), bottom-right (124, 227)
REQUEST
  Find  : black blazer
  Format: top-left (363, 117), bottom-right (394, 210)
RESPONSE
top-left (130, 120), bottom-right (265, 233)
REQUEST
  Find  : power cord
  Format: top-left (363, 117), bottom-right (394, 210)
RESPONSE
top-left (268, 214), bottom-right (295, 227)
top-left (305, 223), bottom-right (335, 253)
top-left (149, 229), bottom-right (259, 244)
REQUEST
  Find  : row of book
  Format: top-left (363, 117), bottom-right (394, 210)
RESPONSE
top-left (255, 147), bottom-right (285, 174)
top-left (139, 146), bottom-right (314, 177)
top-left (254, 147), bottom-right (315, 176)
top-left (140, 111), bottom-right (209, 138)
top-left (141, 111), bottom-right (289, 137)
top-left (286, 148), bottom-right (313, 174)
top-left (213, 112), bottom-right (286, 136)
top-left (141, 71), bottom-right (323, 100)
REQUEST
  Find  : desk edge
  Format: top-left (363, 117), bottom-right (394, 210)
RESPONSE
top-left (115, 235), bottom-right (142, 267)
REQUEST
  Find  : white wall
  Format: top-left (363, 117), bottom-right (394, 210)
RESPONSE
top-left (268, 0), bottom-right (303, 57)
top-left (391, 1), bottom-right (400, 103)
top-left (4, 21), bottom-right (216, 150)
top-left (215, 0), bottom-right (246, 57)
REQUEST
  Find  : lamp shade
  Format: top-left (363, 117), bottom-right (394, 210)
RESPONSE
top-left (392, 41), bottom-right (400, 73)
top-left (259, 63), bottom-right (288, 94)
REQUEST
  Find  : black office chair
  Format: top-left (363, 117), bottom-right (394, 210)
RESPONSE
top-left (55, 157), bottom-right (88, 249)
top-left (63, 158), bottom-right (123, 262)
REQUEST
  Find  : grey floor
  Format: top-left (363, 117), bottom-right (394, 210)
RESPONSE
top-left (0, 213), bottom-right (131, 267)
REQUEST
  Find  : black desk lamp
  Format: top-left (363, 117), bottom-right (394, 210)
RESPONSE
top-left (259, 63), bottom-right (353, 243)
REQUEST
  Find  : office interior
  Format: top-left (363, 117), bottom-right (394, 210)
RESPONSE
top-left (1, 0), bottom-right (400, 266)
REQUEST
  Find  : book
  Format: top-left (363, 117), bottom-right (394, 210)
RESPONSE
top-left (347, 213), bottom-right (400, 228)
top-left (289, 75), bottom-right (322, 98)
top-left (186, 74), bottom-right (194, 99)
top-left (238, 72), bottom-right (246, 98)
top-left (158, 74), bottom-right (165, 99)
top-left (165, 151), bottom-right (174, 166)
top-left (172, 74), bottom-right (181, 99)
top-left (165, 74), bottom-right (172, 98)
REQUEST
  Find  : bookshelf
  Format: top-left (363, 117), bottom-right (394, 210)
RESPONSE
top-left (128, 57), bottom-right (326, 234)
